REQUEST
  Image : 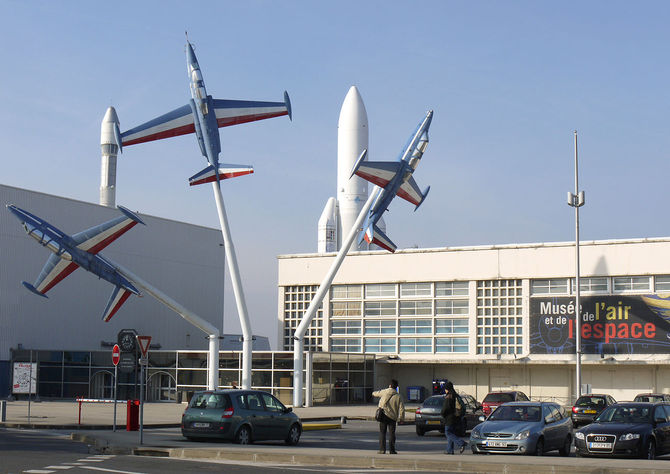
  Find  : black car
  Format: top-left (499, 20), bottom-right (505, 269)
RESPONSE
top-left (634, 393), bottom-right (670, 403)
top-left (574, 402), bottom-right (670, 459)
top-left (571, 394), bottom-right (617, 428)
top-left (414, 393), bottom-right (483, 436)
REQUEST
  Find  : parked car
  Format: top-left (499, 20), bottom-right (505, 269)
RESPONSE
top-left (470, 401), bottom-right (573, 456)
top-left (181, 389), bottom-right (302, 445)
top-left (571, 394), bottom-right (617, 428)
top-left (633, 393), bottom-right (670, 403)
top-left (415, 393), bottom-right (484, 436)
top-left (575, 402), bottom-right (670, 459)
top-left (481, 391), bottom-right (530, 416)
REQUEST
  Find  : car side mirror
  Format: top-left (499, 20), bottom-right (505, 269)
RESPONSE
top-left (284, 407), bottom-right (293, 413)
top-left (478, 415), bottom-right (485, 422)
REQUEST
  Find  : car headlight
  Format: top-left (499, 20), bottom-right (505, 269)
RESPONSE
top-left (514, 430), bottom-right (530, 440)
top-left (471, 428), bottom-right (482, 439)
top-left (575, 432), bottom-right (585, 440)
top-left (620, 433), bottom-right (640, 441)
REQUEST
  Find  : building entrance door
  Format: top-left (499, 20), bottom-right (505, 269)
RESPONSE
top-left (90, 371), bottom-right (113, 399)
top-left (148, 371), bottom-right (176, 402)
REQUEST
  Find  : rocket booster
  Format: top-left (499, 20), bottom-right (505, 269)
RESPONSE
top-left (100, 106), bottom-right (121, 208)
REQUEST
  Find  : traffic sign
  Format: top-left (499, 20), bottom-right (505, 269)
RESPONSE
top-left (137, 335), bottom-right (152, 358)
top-left (118, 353), bottom-right (136, 373)
top-left (112, 344), bottom-right (120, 366)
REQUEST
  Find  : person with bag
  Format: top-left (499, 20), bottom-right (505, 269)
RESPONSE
top-left (440, 381), bottom-right (467, 454)
top-left (372, 379), bottom-right (405, 454)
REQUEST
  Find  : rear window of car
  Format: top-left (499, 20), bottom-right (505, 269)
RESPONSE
top-left (575, 396), bottom-right (606, 406)
top-left (189, 393), bottom-right (232, 410)
top-left (483, 393), bottom-right (514, 403)
top-left (423, 396), bottom-right (445, 407)
top-left (634, 395), bottom-right (663, 402)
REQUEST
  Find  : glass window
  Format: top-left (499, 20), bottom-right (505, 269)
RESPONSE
top-left (531, 279), bottom-right (568, 295)
top-left (399, 319), bottom-right (431, 334)
top-left (331, 284), bottom-right (362, 299)
top-left (365, 284), bottom-right (396, 298)
top-left (477, 280), bottom-right (523, 355)
top-left (331, 301), bottom-right (362, 317)
top-left (613, 276), bottom-right (651, 292)
top-left (364, 320), bottom-right (396, 334)
top-left (435, 337), bottom-right (468, 353)
top-left (331, 338), bottom-right (361, 353)
top-left (260, 393), bottom-right (285, 413)
top-left (364, 338), bottom-right (396, 353)
top-left (399, 338), bottom-right (432, 353)
top-left (570, 277), bottom-right (608, 293)
top-left (436, 299), bottom-right (468, 315)
top-left (400, 282), bottom-right (432, 298)
top-left (435, 319), bottom-right (468, 334)
top-left (435, 281), bottom-right (469, 296)
top-left (364, 300), bottom-right (396, 317)
top-left (399, 300), bottom-right (432, 316)
top-left (331, 320), bottom-right (361, 335)
top-left (656, 276), bottom-right (670, 292)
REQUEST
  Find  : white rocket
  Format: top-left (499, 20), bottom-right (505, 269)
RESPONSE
top-left (100, 106), bottom-right (121, 208)
top-left (318, 86), bottom-right (385, 253)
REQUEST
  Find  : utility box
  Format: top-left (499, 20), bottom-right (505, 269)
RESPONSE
top-left (407, 386), bottom-right (425, 402)
top-left (126, 399), bottom-right (140, 431)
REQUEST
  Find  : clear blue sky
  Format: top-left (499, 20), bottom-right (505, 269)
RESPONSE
top-left (2, 1), bottom-right (669, 346)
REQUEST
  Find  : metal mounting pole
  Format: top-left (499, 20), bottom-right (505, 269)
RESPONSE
top-left (210, 181), bottom-right (253, 389)
top-left (293, 187), bottom-right (381, 407)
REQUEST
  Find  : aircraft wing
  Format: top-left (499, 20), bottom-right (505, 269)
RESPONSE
top-left (397, 175), bottom-right (424, 207)
top-left (212, 95), bottom-right (291, 128)
top-left (26, 254), bottom-right (80, 295)
top-left (121, 104), bottom-right (195, 147)
top-left (352, 161), bottom-right (402, 189)
top-left (102, 285), bottom-right (134, 322)
top-left (72, 206), bottom-right (145, 255)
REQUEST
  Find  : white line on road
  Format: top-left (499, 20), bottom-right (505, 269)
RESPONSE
top-left (44, 467), bottom-right (75, 470)
top-left (78, 467), bottom-right (147, 474)
top-left (23, 471), bottom-right (55, 473)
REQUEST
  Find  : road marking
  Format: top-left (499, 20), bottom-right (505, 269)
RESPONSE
top-left (44, 467), bottom-right (74, 470)
top-left (76, 459), bottom-right (104, 462)
top-left (80, 467), bottom-right (147, 474)
top-left (23, 471), bottom-right (55, 473)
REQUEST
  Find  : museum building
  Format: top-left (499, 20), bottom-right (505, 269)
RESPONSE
top-left (278, 238), bottom-right (670, 405)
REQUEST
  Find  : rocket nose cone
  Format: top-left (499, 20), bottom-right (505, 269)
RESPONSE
top-left (102, 106), bottom-right (119, 124)
top-left (338, 86), bottom-right (368, 128)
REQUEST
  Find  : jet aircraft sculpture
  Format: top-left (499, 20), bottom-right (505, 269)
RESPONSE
top-left (116, 40), bottom-right (291, 185)
top-left (350, 110), bottom-right (433, 252)
top-left (7, 204), bottom-right (144, 322)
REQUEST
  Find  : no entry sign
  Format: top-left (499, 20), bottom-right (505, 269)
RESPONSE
top-left (112, 344), bottom-right (120, 366)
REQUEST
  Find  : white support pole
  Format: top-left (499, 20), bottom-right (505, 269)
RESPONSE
top-left (293, 187), bottom-right (381, 407)
top-left (305, 351), bottom-right (313, 408)
top-left (114, 263), bottom-right (220, 390)
top-left (210, 181), bottom-right (253, 389)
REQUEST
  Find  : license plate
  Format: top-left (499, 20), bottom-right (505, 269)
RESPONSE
top-left (588, 442), bottom-right (612, 449)
top-left (584, 410), bottom-right (596, 414)
top-left (192, 422), bottom-right (210, 428)
top-left (486, 440), bottom-right (508, 448)
top-left (427, 420), bottom-right (441, 425)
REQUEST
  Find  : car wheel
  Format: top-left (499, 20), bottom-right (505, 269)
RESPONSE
top-left (235, 425), bottom-right (252, 445)
top-left (285, 424), bottom-right (301, 446)
top-left (416, 425), bottom-right (425, 436)
top-left (641, 438), bottom-right (656, 460)
top-left (534, 437), bottom-right (544, 456)
top-left (558, 435), bottom-right (571, 457)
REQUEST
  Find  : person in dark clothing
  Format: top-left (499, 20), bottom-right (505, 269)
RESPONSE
top-left (441, 381), bottom-right (466, 454)
top-left (372, 379), bottom-right (405, 454)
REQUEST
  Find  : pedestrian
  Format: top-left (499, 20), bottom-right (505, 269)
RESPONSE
top-left (440, 381), bottom-right (466, 454)
top-left (372, 379), bottom-right (405, 454)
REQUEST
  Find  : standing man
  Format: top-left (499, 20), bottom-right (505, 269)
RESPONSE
top-left (372, 379), bottom-right (405, 454)
top-left (441, 381), bottom-right (466, 454)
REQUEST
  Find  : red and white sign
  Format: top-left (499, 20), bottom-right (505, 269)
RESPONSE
top-left (112, 344), bottom-right (120, 366)
top-left (137, 335), bottom-right (152, 358)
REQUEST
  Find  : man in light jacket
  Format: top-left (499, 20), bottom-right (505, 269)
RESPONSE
top-left (372, 379), bottom-right (405, 454)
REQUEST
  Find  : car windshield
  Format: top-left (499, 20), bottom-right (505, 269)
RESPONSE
top-left (484, 393), bottom-right (514, 403)
top-left (423, 396), bottom-right (444, 408)
top-left (596, 405), bottom-right (651, 423)
top-left (488, 405), bottom-right (540, 422)
top-left (634, 395), bottom-right (663, 403)
top-left (575, 396), bottom-right (606, 407)
top-left (189, 393), bottom-right (231, 410)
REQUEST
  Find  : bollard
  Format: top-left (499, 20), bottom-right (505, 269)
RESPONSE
top-left (1, 400), bottom-right (6, 422)
top-left (340, 415), bottom-right (346, 425)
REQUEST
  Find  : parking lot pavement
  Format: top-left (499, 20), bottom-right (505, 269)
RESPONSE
top-left (6, 401), bottom-right (670, 472)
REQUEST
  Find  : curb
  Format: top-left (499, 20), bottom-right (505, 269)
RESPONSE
top-left (302, 423), bottom-right (341, 431)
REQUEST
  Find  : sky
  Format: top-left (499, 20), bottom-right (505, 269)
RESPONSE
top-left (2, 1), bottom-right (669, 347)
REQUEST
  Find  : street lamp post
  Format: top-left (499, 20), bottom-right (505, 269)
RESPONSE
top-left (567, 130), bottom-right (585, 401)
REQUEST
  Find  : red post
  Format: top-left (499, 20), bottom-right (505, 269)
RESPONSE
top-left (78, 398), bottom-right (82, 425)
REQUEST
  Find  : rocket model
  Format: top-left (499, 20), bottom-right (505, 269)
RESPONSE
top-left (318, 86), bottom-right (385, 253)
top-left (100, 106), bottom-right (122, 207)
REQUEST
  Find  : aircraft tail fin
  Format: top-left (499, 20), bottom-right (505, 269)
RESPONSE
top-left (364, 224), bottom-right (397, 253)
top-left (189, 163), bottom-right (254, 186)
top-left (415, 186), bottom-right (430, 211)
top-left (102, 285), bottom-right (134, 322)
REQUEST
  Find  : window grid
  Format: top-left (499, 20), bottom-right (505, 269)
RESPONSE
top-left (435, 281), bottom-right (469, 297)
top-left (282, 285), bottom-right (323, 351)
top-left (364, 338), bottom-right (396, 353)
top-left (399, 319), bottom-right (432, 334)
top-left (331, 338), bottom-right (361, 353)
top-left (435, 299), bottom-right (469, 315)
top-left (436, 337), bottom-right (469, 353)
top-left (399, 300), bottom-right (432, 316)
top-left (364, 320), bottom-right (396, 334)
top-left (530, 279), bottom-right (569, 295)
top-left (656, 276), bottom-right (670, 292)
top-left (331, 320), bottom-right (362, 335)
top-left (435, 318), bottom-right (468, 334)
top-left (399, 338), bottom-right (432, 353)
top-left (331, 284), bottom-right (363, 299)
top-left (613, 276), bottom-right (651, 292)
top-left (476, 280), bottom-right (523, 355)
top-left (365, 284), bottom-right (396, 298)
top-left (364, 301), bottom-right (396, 317)
top-left (570, 277), bottom-right (609, 293)
top-left (330, 301), bottom-right (362, 317)
top-left (400, 282), bottom-right (432, 298)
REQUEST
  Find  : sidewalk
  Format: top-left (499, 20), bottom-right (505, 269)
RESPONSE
top-left (3, 400), bottom-right (670, 473)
